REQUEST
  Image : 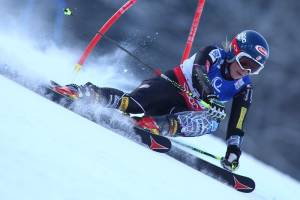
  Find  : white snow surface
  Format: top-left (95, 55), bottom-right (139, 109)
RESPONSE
top-left (0, 72), bottom-right (300, 200)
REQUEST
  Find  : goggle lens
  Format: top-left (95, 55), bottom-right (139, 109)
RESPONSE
top-left (235, 53), bottom-right (264, 75)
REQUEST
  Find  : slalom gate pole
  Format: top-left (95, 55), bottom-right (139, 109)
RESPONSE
top-left (95, 31), bottom-right (211, 110)
top-left (75, 0), bottom-right (137, 72)
top-left (171, 139), bottom-right (223, 161)
top-left (180, 0), bottom-right (206, 64)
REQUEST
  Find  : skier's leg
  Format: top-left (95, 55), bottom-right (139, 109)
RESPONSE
top-left (126, 72), bottom-right (187, 116)
top-left (64, 70), bottom-right (186, 115)
top-left (66, 82), bottom-right (145, 113)
top-left (137, 111), bottom-right (220, 137)
top-left (77, 72), bottom-right (187, 115)
top-left (171, 111), bottom-right (219, 137)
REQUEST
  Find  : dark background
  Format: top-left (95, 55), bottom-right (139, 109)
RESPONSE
top-left (5, 0), bottom-right (300, 180)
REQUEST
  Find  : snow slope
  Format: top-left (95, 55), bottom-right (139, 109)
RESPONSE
top-left (0, 8), bottom-right (300, 199)
top-left (0, 73), bottom-right (300, 200)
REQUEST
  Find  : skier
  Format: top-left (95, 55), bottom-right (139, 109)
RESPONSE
top-left (57, 30), bottom-right (269, 171)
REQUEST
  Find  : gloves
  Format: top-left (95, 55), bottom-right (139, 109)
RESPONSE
top-left (204, 94), bottom-right (226, 121)
top-left (221, 145), bottom-right (241, 171)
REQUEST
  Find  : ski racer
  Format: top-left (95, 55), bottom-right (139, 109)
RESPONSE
top-left (57, 30), bottom-right (269, 171)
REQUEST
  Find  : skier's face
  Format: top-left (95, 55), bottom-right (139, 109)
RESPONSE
top-left (229, 61), bottom-right (249, 79)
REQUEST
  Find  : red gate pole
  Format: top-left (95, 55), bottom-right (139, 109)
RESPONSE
top-left (75, 0), bottom-right (137, 72)
top-left (180, 0), bottom-right (205, 64)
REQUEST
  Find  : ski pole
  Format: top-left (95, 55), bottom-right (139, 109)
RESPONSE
top-left (95, 31), bottom-right (211, 110)
top-left (171, 139), bottom-right (223, 161)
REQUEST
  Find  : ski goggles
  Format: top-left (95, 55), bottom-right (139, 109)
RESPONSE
top-left (235, 52), bottom-right (264, 75)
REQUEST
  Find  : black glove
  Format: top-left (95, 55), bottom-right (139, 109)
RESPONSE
top-left (204, 94), bottom-right (226, 121)
top-left (221, 145), bottom-right (241, 171)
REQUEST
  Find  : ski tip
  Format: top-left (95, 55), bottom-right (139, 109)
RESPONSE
top-left (233, 175), bottom-right (255, 193)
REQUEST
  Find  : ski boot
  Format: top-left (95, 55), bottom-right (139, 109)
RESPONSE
top-left (52, 82), bottom-right (99, 102)
top-left (52, 82), bottom-right (126, 107)
top-left (136, 115), bottom-right (179, 137)
top-left (136, 116), bottom-right (161, 135)
top-left (51, 83), bottom-right (80, 100)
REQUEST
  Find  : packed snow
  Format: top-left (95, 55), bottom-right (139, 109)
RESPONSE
top-left (0, 67), bottom-right (300, 200)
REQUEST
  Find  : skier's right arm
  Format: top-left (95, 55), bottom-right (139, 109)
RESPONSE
top-left (192, 45), bottom-right (218, 97)
top-left (192, 46), bottom-right (226, 121)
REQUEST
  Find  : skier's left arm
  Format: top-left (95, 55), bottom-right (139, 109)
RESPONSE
top-left (221, 84), bottom-right (253, 171)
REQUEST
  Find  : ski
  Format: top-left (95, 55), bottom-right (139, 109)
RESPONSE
top-left (167, 146), bottom-right (255, 193)
top-left (133, 127), bottom-right (171, 153)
